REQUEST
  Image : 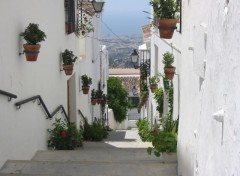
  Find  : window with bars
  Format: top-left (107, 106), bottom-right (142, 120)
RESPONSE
top-left (65, 0), bottom-right (76, 34)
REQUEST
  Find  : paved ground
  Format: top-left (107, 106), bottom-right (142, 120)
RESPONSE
top-left (0, 129), bottom-right (177, 176)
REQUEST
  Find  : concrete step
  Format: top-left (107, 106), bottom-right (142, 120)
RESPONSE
top-left (0, 159), bottom-right (177, 176)
top-left (32, 148), bottom-right (177, 164)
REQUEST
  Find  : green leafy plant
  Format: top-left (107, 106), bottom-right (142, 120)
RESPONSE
top-left (107, 77), bottom-right (132, 123)
top-left (147, 129), bottom-right (177, 157)
top-left (48, 118), bottom-right (83, 150)
top-left (20, 23), bottom-right (47, 45)
top-left (62, 49), bottom-right (77, 65)
top-left (76, 13), bottom-right (94, 36)
top-left (154, 87), bottom-right (164, 116)
top-left (96, 89), bottom-right (103, 99)
top-left (81, 74), bottom-right (92, 87)
top-left (136, 118), bottom-right (152, 142)
top-left (91, 89), bottom-right (97, 99)
top-left (80, 117), bottom-right (108, 141)
top-left (162, 52), bottom-right (174, 67)
top-left (149, 75), bottom-right (160, 84)
top-left (140, 60), bottom-right (150, 78)
top-left (149, 0), bottom-right (180, 19)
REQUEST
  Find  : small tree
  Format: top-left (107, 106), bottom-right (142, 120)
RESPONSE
top-left (107, 77), bottom-right (132, 123)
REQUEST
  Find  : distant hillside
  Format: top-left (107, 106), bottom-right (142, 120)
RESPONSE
top-left (102, 34), bottom-right (143, 68)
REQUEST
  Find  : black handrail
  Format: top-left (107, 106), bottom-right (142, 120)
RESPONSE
top-left (0, 90), bottom-right (17, 101)
top-left (15, 95), bottom-right (69, 124)
top-left (78, 109), bottom-right (85, 119)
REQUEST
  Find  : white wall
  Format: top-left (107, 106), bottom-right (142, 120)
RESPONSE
top-left (0, 0), bottom-right (107, 168)
top-left (151, 0), bottom-right (240, 175)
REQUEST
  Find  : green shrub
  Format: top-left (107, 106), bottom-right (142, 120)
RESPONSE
top-left (48, 118), bottom-right (83, 150)
top-left (136, 118), bottom-right (152, 142)
top-left (147, 128), bottom-right (177, 157)
top-left (80, 117), bottom-right (108, 141)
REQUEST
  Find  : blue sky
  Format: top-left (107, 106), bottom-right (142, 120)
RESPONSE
top-left (102, 0), bottom-right (151, 36)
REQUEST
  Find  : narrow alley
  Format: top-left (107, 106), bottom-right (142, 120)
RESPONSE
top-left (0, 129), bottom-right (177, 176)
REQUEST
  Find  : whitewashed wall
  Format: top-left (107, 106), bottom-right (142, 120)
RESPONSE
top-left (151, 0), bottom-right (240, 175)
top-left (0, 0), bottom-right (106, 168)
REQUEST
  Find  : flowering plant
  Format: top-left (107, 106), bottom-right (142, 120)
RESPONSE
top-left (48, 118), bottom-right (83, 150)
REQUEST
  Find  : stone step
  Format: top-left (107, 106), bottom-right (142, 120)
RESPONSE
top-left (0, 160), bottom-right (177, 176)
top-left (32, 149), bottom-right (177, 164)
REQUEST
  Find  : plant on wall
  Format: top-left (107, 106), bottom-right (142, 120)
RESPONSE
top-left (20, 23), bottom-right (47, 61)
top-left (91, 89), bottom-right (97, 105)
top-left (107, 77), bottom-right (133, 123)
top-left (162, 51), bottom-right (176, 80)
top-left (154, 87), bottom-right (164, 117)
top-left (140, 60), bottom-right (150, 80)
top-left (81, 74), bottom-right (92, 94)
top-left (76, 13), bottom-right (94, 36)
top-left (61, 49), bottom-right (78, 75)
top-left (149, 75), bottom-right (160, 93)
top-left (149, 0), bottom-right (180, 39)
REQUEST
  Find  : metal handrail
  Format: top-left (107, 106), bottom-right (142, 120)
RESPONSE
top-left (15, 95), bottom-right (69, 124)
top-left (78, 109), bottom-right (85, 119)
top-left (0, 90), bottom-right (17, 101)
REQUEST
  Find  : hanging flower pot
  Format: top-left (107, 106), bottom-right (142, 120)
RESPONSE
top-left (150, 83), bottom-right (158, 93)
top-left (164, 67), bottom-right (176, 80)
top-left (23, 44), bottom-right (41, 61)
top-left (81, 74), bottom-right (92, 95)
top-left (162, 52), bottom-right (176, 80)
top-left (63, 64), bottom-right (74, 75)
top-left (20, 23), bottom-right (46, 62)
top-left (158, 19), bottom-right (177, 39)
top-left (82, 86), bottom-right (90, 94)
top-left (61, 49), bottom-right (77, 76)
top-left (91, 98), bottom-right (97, 105)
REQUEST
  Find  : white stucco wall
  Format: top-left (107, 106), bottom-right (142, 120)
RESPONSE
top-left (0, 0), bottom-right (107, 168)
top-left (151, 0), bottom-right (240, 175)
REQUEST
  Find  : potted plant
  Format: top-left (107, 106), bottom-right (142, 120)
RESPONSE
top-left (61, 49), bottom-right (77, 75)
top-left (149, 75), bottom-right (160, 93)
top-left (20, 23), bottom-right (47, 61)
top-left (140, 60), bottom-right (150, 80)
top-left (81, 74), bottom-right (92, 94)
top-left (91, 89), bottom-right (97, 105)
top-left (96, 89), bottom-right (103, 104)
top-left (150, 0), bottom-right (180, 39)
top-left (141, 91), bottom-right (149, 104)
top-left (162, 52), bottom-right (176, 80)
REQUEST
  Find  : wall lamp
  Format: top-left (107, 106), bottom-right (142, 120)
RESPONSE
top-left (91, 0), bottom-right (105, 13)
top-left (131, 49), bottom-right (139, 69)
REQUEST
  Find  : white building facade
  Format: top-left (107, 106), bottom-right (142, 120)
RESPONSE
top-left (149, 0), bottom-right (240, 175)
top-left (0, 0), bottom-right (108, 168)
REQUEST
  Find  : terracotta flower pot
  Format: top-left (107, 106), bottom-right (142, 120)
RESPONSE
top-left (150, 83), bottom-right (158, 93)
top-left (63, 64), bottom-right (74, 75)
top-left (82, 86), bottom-right (90, 94)
top-left (164, 67), bottom-right (176, 80)
top-left (158, 19), bottom-right (177, 39)
top-left (91, 98), bottom-right (97, 105)
top-left (97, 98), bottom-right (102, 104)
top-left (23, 44), bottom-right (41, 61)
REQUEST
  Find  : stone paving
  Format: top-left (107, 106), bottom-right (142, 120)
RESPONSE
top-left (0, 129), bottom-right (177, 176)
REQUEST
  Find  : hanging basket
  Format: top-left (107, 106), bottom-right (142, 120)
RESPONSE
top-left (158, 19), bottom-right (177, 39)
top-left (82, 86), bottom-right (90, 94)
top-left (23, 44), bottom-right (41, 61)
top-left (164, 67), bottom-right (176, 80)
top-left (150, 84), bottom-right (158, 93)
top-left (91, 98), bottom-right (97, 105)
top-left (63, 64), bottom-right (74, 75)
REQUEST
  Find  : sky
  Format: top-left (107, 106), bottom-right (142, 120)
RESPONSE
top-left (102, 0), bottom-right (151, 36)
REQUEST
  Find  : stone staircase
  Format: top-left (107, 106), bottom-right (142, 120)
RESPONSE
top-left (0, 130), bottom-right (177, 176)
